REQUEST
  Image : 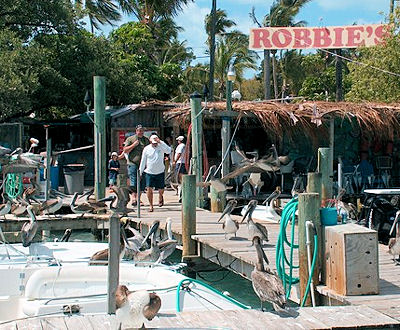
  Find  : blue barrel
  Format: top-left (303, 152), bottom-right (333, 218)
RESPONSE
top-left (320, 207), bottom-right (338, 226)
top-left (50, 166), bottom-right (59, 190)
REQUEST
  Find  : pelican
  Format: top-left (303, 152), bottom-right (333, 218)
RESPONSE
top-left (388, 211), bottom-right (400, 264)
top-left (217, 199), bottom-right (238, 222)
top-left (79, 188), bottom-right (107, 210)
top-left (246, 173), bottom-right (264, 196)
top-left (156, 218), bottom-right (177, 264)
top-left (11, 196), bottom-right (29, 217)
top-left (60, 228), bottom-right (72, 242)
top-left (89, 225), bottom-right (127, 265)
top-left (40, 197), bottom-right (63, 216)
top-left (251, 236), bottom-right (286, 312)
top-left (219, 214), bottom-right (239, 239)
top-left (135, 221), bottom-right (160, 262)
top-left (0, 195), bottom-right (12, 219)
top-left (21, 205), bottom-right (38, 247)
top-left (0, 145), bottom-right (11, 157)
top-left (115, 285), bottom-right (161, 329)
top-left (98, 186), bottom-right (130, 214)
top-left (241, 200), bottom-right (269, 244)
top-left (70, 192), bottom-right (95, 216)
top-left (263, 187), bottom-right (282, 222)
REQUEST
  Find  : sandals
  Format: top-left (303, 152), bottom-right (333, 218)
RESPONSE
top-left (149, 206), bottom-right (154, 212)
top-left (158, 196), bottom-right (164, 207)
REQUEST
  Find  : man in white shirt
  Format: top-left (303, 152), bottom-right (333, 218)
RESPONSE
top-left (139, 134), bottom-right (171, 212)
top-left (173, 136), bottom-right (186, 183)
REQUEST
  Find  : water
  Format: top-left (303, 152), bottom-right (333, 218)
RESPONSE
top-left (49, 229), bottom-right (286, 311)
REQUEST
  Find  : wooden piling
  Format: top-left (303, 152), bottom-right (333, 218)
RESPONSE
top-left (298, 193), bottom-right (321, 306)
top-left (182, 174), bottom-right (196, 258)
top-left (307, 172), bottom-right (322, 207)
top-left (210, 187), bottom-right (225, 212)
top-left (94, 76), bottom-right (106, 200)
top-left (318, 148), bottom-right (332, 204)
top-left (107, 213), bottom-right (120, 314)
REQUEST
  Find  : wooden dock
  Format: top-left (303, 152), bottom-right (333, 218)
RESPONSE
top-left (1, 305), bottom-right (398, 329)
top-left (2, 190), bottom-right (400, 322)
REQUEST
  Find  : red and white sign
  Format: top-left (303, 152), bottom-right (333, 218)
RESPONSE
top-left (249, 24), bottom-right (387, 50)
top-left (118, 130), bottom-right (126, 154)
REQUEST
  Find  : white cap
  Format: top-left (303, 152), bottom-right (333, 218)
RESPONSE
top-left (111, 152), bottom-right (118, 157)
top-left (150, 135), bottom-right (158, 143)
top-left (176, 136), bottom-right (184, 141)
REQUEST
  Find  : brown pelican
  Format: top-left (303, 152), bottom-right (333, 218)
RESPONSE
top-left (0, 195), bottom-right (12, 219)
top-left (79, 188), bottom-right (108, 211)
top-left (389, 211), bottom-right (400, 264)
top-left (246, 173), bottom-right (264, 196)
top-left (241, 200), bottom-right (269, 244)
top-left (217, 199), bottom-right (238, 222)
top-left (21, 205), bottom-right (38, 247)
top-left (70, 192), bottom-right (95, 216)
top-left (135, 221), bottom-right (160, 262)
top-left (115, 285), bottom-right (161, 329)
top-left (263, 187), bottom-right (282, 222)
top-left (156, 218), bottom-right (177, 264)
top-left (54, 228), bottom-right (72, 242)
top-left (11, 195), bottom-right (29, 217)
top-left (251, 236), bottom-right (286, 312)
top-left (219, 214), bottom-right (239, 239)
top-left (89, 225), bottom-right (127, 265)
top-left (98, 186), bottom-right (130, 214)
top-left (40, 197), bottom-right (63, 216)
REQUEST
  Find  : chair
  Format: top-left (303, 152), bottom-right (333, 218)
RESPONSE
top-left (375, 156), bottom-right (392, 188)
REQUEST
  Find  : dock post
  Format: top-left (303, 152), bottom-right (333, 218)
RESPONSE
top-left (298, 193), bottom-right (321, 306)
top-left (94, 76), bottom-right (106, 200)
top-left (107, 212), bottom-right (120, 314)
top-left (210, 187), bottom-right (225, 212)
top-left (306, 172), bottom-right (322, 207)
top-left (45, 125), bottom-right (51, 200)
top-left (190, 92), bottom-right (204, 208)
top-left (182, 174), bottom-right (196, 259)
top-left (318, 148), bottom-right (332, 204)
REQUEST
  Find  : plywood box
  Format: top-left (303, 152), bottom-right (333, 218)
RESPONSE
top-left (324, 223), bottom-right (379, 296)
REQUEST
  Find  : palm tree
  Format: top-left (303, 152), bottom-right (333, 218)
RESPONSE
top-left (74, 0), bottom-right (121, 33)
top-left (214, 32), bottom-right (258, 99)
top-left (261, 0), bottom-right (311, 99)
top-left (204, 9), bottom-right (236, 45)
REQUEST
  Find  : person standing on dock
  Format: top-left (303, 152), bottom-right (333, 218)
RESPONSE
top-left (108, 152), bottom-right (120, 189)
top-left (173, 136), bottom-right (186, 183)
top-left (123, 125), bottom-right (149, 206)
top-left (139, 135), bottom-right (171, 212)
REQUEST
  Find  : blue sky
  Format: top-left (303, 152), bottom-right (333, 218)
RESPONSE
top-left (99, 1), bottom-right (392, 77)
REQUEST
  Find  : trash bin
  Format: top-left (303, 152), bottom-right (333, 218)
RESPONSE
top-left (63, 164), bottom-right (85, 194)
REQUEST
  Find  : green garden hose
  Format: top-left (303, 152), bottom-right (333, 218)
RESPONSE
top-left (5, 173), bottom-right (23, 199)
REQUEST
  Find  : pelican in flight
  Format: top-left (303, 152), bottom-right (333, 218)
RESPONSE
top-left (21, 205), bottom-right (38, 247)
top-left (389, 211), bottom-right (400, 265)
top-left (251, 236), bottom-right (286, 312)
top-left (116, 285), bottom-right (161, 329)
top-left (156, 218), bottom-right (177, 264)
top-left (0, 195), bottom-right (12, 219)
top-left (242, 200), bottom-right (269, 244)
top-left (70, 192), bottom-right (95, 216)
top-left (246, 173), bottom-right (264, 196)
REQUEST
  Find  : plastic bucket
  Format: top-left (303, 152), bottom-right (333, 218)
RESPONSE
top-left (63, 164), bottom-right (85, 194)
top-left (320, 207), bottom-right (338, 226)
top-left (50, 166), bottom-right (59, 190)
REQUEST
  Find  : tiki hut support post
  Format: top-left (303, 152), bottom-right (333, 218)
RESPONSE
top-left (190, 92), bottom-right (205, 208)
top-left (329, 118), bottom-right (334, 187)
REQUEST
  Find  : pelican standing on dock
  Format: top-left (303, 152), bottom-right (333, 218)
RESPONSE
top-left (70, 192), bottom-right (95, 216)
top-left (251, 236), bottom-right (286, 312)
top-left (40, 196), bottom-right (63, 217)
top-left (389, 211), bottom-right (400, 264)
top-left (116, 285), bottom-right (161, 329)
top-left (156, 218), bottom-right (177, 264)
top-left (21, 205), bottom-right (38, 247)
top-left (217, 199), bottom-right (238, 222)
top-left (241, 200), bottom-right (269, 244)
top-left (219, 214), bottom-right (239, 239)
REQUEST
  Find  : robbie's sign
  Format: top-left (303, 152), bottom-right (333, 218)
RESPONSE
top-left (249, 24), bottom-right (387, 50)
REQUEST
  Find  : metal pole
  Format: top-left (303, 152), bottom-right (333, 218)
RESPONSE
top-left (208, 0), bottom-right (217, 101)
top-left (45, 126), bottom-right (51, 200)
top-left (190, 92), bottom-right (204, 208)
top-left (137, 169), bottom-right (141, 218)
top-left (181, 174), bottom-right (196, 258)
top-left (222, 81), bottom-right (232, 177)
top-left (107, 213), bottom-right (120, 314)
top-left (94, 76), bottom-right (106, 200)
top-left (264, 50), bottom-right (271, 100)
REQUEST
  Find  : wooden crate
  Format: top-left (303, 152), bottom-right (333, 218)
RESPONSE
top-left (324, 223), bottom-right (379, 296)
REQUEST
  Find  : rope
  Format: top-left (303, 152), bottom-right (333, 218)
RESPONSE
top-left (5, 173), bottom-right (23, 199)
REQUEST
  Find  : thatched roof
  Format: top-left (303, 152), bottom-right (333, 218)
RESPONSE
top-left (164, 101), bottom-right (400, 141)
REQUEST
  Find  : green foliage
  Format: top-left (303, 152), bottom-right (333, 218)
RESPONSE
top-left (240, 78), bottom-right (264, 101)
top-left (347, 16), bottom-right (400, 102)
top-left (205, 9), bottom-right (236, 45)
top-left (0, 29), bottom-right (45, 121)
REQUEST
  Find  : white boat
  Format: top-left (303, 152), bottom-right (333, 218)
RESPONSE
top-left (0, 242), bottom-right (248, 323)
top-left (241, 205), bottom-right (281, 222)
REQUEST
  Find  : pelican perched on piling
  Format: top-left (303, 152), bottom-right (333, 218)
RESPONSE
top-left (116, 285), bottom-right (161, 329)
top-left (70, 192), bottom-right (95, 216)
top-left (0, 195), bottom-right (11, 219)
top-left (156, 218), bottom-right (177, 264)
top-left (241, 200), bottom-right (269, 244)
top-left (21, 205), bottom-right (38, 247)
top-left (251, 236), bottom-right (286, 312)
top-left (388, 211), bottom-right (400, 264)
